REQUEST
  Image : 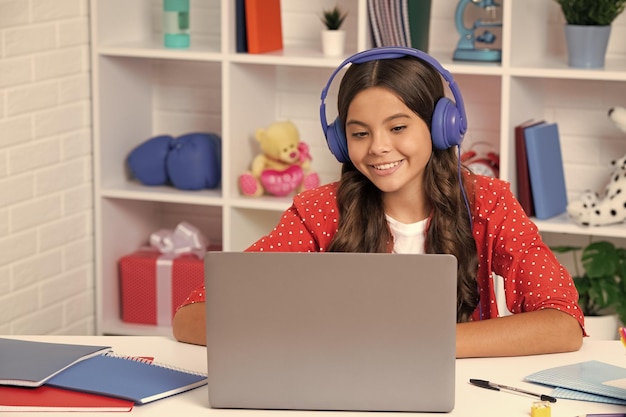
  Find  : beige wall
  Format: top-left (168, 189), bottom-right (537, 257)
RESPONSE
top-left (0, 0), bottom-right (94, 334)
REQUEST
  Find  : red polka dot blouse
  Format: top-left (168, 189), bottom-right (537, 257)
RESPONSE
top-left (180, 175), bottom-right (584, 330)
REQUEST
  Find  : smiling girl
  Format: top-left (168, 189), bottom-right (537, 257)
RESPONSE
top-left (173, 48), bottom-right (585, 356)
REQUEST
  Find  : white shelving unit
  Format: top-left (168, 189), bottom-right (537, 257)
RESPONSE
top-left (90, 0), bottom-right (626, 336)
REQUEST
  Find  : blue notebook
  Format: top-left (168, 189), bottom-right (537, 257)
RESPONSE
top-left (46, 354), bottom-right (207, 404)
top-left (0, 338), bottom-right (111, 387)
top-left (525, 360), bottom-right (626, 403)
top-left (524, 122), bottom-right (568, 219)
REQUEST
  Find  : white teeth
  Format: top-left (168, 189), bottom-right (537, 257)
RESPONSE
top-left (373, 161), bottom-right (401, 170)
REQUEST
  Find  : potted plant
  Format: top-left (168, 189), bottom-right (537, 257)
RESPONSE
top-left (552, 241), bottom-right (626, 339)
top-left (554, 0), bottom-right (626, 68)
top-left (320, 5), bottom-right (348, 57)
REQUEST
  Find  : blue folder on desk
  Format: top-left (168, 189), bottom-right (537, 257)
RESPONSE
top-left (525, 360), bottom-right (626, 404)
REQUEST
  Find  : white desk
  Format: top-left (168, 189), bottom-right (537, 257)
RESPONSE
top-left (4, 335), bottom-right (626, 416)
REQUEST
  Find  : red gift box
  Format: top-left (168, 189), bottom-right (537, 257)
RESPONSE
top-left (118, 249), bottom-right (205, 326)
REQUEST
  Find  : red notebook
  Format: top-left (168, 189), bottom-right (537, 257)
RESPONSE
top-left (0, 385), bottom-right (133, 412)
top-left (515, 119), bottom-right (544, 217)
top-left (245, 0), bottom-right (283, 54)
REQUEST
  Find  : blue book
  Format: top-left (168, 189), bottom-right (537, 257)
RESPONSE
top-left (0, 338), bottom-right (111, 387)
top-left (46, 354), bottom-right (207, 404)
top-left (524, 122), bottom-right (568, 219)
top-left (235, 0), bottom-right (247, 52)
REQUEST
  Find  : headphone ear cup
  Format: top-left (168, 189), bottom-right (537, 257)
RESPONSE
top-left (431, 97), bottom-right (463, 150)
top-left (326, 117), bottom-right (350, 163)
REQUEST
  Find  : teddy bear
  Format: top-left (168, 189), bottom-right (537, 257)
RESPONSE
top-left (567, 106), bottom-right (626, 227)
top-left (239, 120), bottom-right (320, 197)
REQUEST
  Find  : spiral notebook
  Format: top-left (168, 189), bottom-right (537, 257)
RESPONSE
top-left (45, 353), bottom-right (207, 404)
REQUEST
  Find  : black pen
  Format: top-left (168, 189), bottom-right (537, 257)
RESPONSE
top-left (469, 378), bottom-right (557, 403)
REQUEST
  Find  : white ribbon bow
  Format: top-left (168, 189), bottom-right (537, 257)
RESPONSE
top-left (148, 222), bottom-right (208, 326)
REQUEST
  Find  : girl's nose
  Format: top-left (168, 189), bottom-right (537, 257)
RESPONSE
top-left (369, 132), bottom-right (391, 155)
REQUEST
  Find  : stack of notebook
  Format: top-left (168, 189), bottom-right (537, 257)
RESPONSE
top-left (0, 337), bottom-right (207, 412)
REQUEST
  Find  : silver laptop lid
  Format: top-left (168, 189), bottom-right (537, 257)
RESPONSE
top-left (205, 252), bottom-right (457, 412)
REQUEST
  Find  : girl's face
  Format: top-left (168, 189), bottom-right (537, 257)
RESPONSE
top-left (345, 86), bottom-right (432, 198)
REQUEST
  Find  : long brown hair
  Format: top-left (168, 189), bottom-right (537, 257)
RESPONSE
top-left (327, 56), bottom-right (479, 322)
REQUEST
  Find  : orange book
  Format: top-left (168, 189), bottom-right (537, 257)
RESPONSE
top-left (245, 0), bottom-right (283, 54)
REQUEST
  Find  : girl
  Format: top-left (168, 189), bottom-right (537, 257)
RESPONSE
top-left (173, 48), bottom-right (584, 356)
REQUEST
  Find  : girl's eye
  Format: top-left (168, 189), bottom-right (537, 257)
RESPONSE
top-left (350, 131), bottom-right (368, 138)
top-left (391, 125), bottom-right (406, 133)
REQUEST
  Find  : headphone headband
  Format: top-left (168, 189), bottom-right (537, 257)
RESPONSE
top-left (320, 47), bottom-right (468, 163)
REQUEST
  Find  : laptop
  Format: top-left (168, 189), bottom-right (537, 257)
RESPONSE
top-left (204, 251), bottom-right (457, 412)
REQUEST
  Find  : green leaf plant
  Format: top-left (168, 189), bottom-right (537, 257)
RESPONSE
top-left (321, 5), bottom-right (348, 30)
top-left (554, 0), bottom-right (626, 26)
top-left (552, 241), bottom-right (626, 325)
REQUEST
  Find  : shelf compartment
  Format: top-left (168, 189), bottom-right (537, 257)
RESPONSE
top-left (96, 198), bottom-right (222, 335)
top-left (508, 0), bottom-right (626, 74)
top-left (226, 62), bottom-right (343, 201)
top-left (93, 0), bottom-right (221, 54)
top-left (95, 55), bottom-right (222, 193)
top-left (506, 76), bottom-right (626, 236)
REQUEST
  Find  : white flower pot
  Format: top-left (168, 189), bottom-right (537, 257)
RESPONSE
top-left (584, 314), bottom-right (620, 340)
top-left (321, 30), bottom-right (346, 57)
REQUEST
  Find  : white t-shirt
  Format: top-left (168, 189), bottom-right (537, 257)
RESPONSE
top-left (385, 215), bottom-right (427, 254)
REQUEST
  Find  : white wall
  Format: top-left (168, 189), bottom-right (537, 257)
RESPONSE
top-left (0, 0), bottom-right (94, 335)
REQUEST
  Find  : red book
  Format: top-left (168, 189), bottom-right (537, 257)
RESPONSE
top-left (515, 119), bottom-right (544, 217)
top-left (245, 0), bottom-right (283, 54)
top-left (0, 385), bottom-right (133, 412)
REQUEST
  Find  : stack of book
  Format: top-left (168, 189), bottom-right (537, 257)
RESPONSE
top-left (0, 337), bottom-right (207, 412)
top-left (514, 120), bottom-right (568, 220)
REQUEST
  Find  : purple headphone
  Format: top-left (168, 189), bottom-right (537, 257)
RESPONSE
top-left (319, 47), bottom-right (468, 163)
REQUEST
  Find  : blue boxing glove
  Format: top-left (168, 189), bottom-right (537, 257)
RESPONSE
top-left (127, 135), bottom-right (174, 186)
top-left (166, 132), bottom-right (222, 190)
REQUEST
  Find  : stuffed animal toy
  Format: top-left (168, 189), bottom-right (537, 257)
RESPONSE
top-left (127, 132), bottom-right (221, 190)
top-left (567, 106), bottom-right (626, 227)
top-left (239, 120), bottom-right (320, 197)
top-left (610, 105), bottom-right (626, 132)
